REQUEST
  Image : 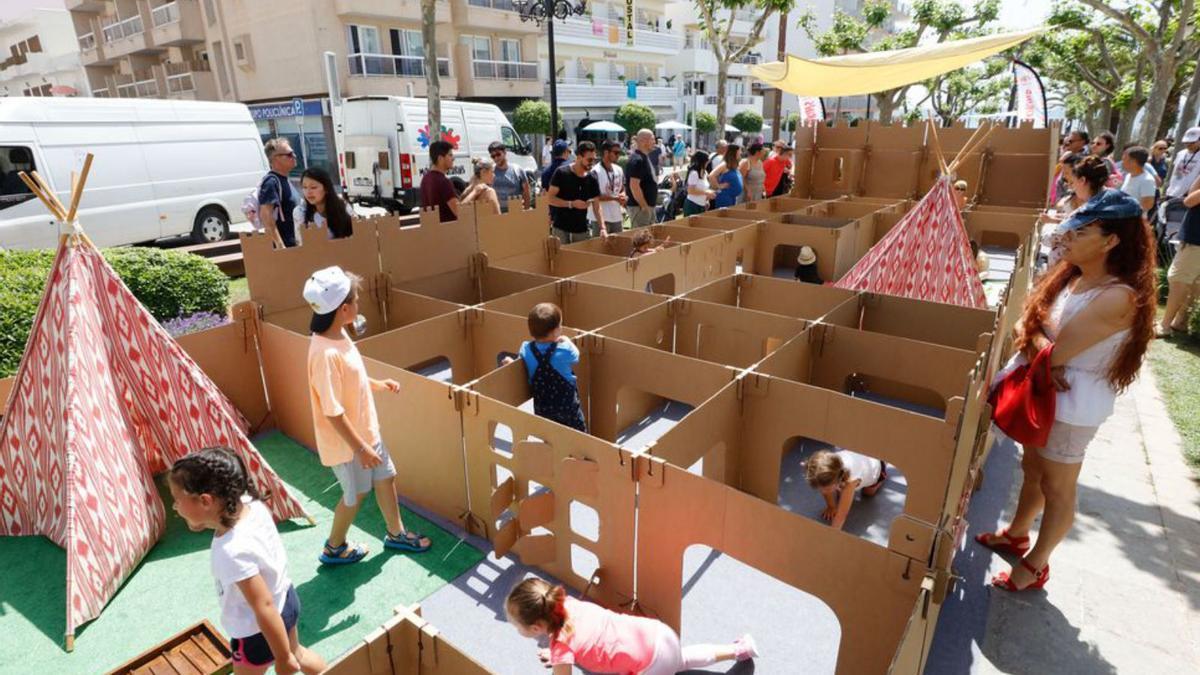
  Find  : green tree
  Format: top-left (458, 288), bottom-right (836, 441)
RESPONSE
top-left (732, 110), bottom-right (764, 133)
top-left (783, 112), bottom-right (800, 132)
top-left (614, 103), bottom-right (658, 134)
top-left (799, 0), bottom-right (1001, 122)
top-left (929, 59), bottom-right (1010, 126)
top-left (512, 100), bottom-right (563, 136)
top-left (694, 0), bottom-right (798, 132)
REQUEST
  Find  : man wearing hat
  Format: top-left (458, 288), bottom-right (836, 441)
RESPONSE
top-left (304, 266), bottom-right (432, 565)
top-left (1166, 127), bottom-right (1200, 200)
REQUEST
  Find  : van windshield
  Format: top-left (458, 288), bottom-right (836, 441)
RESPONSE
top-left (0, 146), bottom-right (36, 211)
top-left (501, 127), bottom-right (526, 155)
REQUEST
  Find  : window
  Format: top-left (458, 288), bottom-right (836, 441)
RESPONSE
top-left (501, 127), bottom-right (524, 153)
top-left (348, 25), bottom-right (381, 54)
top-left (233, 34), bottom-right (253, 67)
top-left (470, 36), bottom-right (490, 61)
top-left (234, 41), bottom-right (245, 60)
top-left (203, 0), bottom-right (216, 25)
top-left (500, 38), bottom-right (520, 63)
top-left (0, 146), bottom-right (37, 210)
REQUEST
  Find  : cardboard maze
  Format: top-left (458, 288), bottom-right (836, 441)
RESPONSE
top-left (163, 128), bottom-right (1048, 674)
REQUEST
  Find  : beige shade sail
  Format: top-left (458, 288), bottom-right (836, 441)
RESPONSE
top-left (750, 27), bottom-right (1044, 97)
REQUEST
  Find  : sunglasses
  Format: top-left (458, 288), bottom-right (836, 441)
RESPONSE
top-left (954, 186), bottom-right (966, 192)
top-left (275, 152), bottom-right (296, 158)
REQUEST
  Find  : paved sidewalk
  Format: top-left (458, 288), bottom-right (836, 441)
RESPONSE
top-left (970, 367), bottom-right (1200, 673)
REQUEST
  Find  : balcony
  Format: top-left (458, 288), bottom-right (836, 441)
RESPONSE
top-left (334, 0), bottom-right (450, 23)
top-left (348, 52), bottom-right (450, 78)
top-left (693, 93), bottom-right (764, 117)
top-left (553, 17), bottom-right (682, 55)
top-left (101, 13), bottom-right (159, 58)
top-left (552, 77), bottom-right (680, 108)
top-left (93, 87), bottom-right (111, 97)
top-left (66, 0), bottom-right (107, 12)
top-left (345, 52), bottom-right (457, 97)
top-left (454, 47), bottom-right (539, 97)
top-left (451, 0), bottom-right (538, 33)
top-left (149, 1), bottom-right (205, 46)
top-left (163, 60), bottom-right (217, 99)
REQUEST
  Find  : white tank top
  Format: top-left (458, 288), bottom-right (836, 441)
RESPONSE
top-left (835, 449), bottom-right (882, 490)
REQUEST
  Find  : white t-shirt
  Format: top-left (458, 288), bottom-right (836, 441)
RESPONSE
top-left (835, 449), bottom-right (882, 491)
top-left (211, 497), bottom-right (291, 638)
top-left (1120, 171), bottom-right (1157, 206)
top-left (686, 169), bottom-right (708, 206)
top-left (1167, 149), bottom-right (1200, 198)
top-left (293, 202), bottom-right (355, 242)
top-left (589, 161), bottom-right (625, 223)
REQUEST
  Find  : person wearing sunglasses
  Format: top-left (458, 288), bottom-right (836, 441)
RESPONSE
top-left (258, 138), bottom-right (300, 248)
top-left (488, 141), bottom-right (530, 213)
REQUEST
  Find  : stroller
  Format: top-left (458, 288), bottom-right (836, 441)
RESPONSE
top-left (1156, 197), bottom-right (1187, 267)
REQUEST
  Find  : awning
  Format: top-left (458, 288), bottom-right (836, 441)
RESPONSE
top-left (750, 28), bottom-right (1043, 97)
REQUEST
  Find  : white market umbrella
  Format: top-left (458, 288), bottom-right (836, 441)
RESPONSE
top-left (583, 120), bottom-right (626, 133)
top-left (724, 124), bottom-right (740, 132)
top-left (655, 120), bottom-right (692, 131)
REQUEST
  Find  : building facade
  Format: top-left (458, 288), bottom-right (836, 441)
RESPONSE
top-left (1, 7), bottom-right (90, 98)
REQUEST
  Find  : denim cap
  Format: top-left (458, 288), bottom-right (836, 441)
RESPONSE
top-left (552, 140), bottom-right (571, 156)
top-left (1060, 189), bottom-right (1143, 232)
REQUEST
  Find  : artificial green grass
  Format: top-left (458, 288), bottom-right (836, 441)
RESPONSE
top-left (0, 431), bottom-right (484, 674)
top-left (1147, 334), bottom-right (1200, 470)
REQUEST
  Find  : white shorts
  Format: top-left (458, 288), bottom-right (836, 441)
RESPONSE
top-left (1037, 422), bottom-right (1099, 464)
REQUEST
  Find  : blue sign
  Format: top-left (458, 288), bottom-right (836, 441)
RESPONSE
top-left (627, 81), bottom-right (637, 100)
top-left (249, 99), bottom-right (324, 121)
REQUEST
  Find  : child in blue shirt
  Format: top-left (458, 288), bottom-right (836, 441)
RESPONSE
top-left (506, 303), bottom-right (587, 432)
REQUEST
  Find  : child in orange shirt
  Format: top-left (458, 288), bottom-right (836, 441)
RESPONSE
top-left (304, 266), bottom-right (431, 565)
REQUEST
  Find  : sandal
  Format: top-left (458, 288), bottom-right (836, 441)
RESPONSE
top-left (319, 541), bottom-right (369, 565)
top-left (992, 558), bottom-right (1050, 592)
top-left (385, 530), bottom-right (432, 553)
top-left (974, 528), bottom-right (1031, 556)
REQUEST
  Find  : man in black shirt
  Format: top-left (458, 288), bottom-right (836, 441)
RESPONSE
top-left (547, 141), bottom-right (602, 243)
top-left (625, 129), bottom-right (658, 227)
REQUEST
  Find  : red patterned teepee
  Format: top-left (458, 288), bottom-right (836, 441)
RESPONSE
top-left (834, 176), bottom-right (987, 308)
top-left (0, 236), bottom-right (308, 643)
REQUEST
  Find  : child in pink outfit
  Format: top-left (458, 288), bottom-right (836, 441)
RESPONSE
top-left (506, 577), bottom-right (758, 674)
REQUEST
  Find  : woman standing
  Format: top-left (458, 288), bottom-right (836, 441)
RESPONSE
top-left (1090, 131), bottom-right (1122, 187)
top-left (740, 143), bottom-right (767, 203)
top-left (683, 151), bottom-right (714, 216)
top-left (976, 190), bottom-right (1154, 591)
top-left (295, 166), bottom-right (354, 240)
top-left (712, 145), bottom-right (743, 209)
top-left (461, 158), bottom-right (502, 216)
top-left (1044, 156), bottom-right (1109, 266)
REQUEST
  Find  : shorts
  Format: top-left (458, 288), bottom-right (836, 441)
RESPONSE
top-left (330, 442), bottom-right (396, 507)
top-left (1037, 422), bottom-right (1099, 464)
top-left (591, 220), bottom-right (623, 237)
top-left (230, 585), bottom-right (300, 666)
top-left (553, 227), bottom-right (591, 244)
top-left (627, 206), bottom-right (654, 227)
top-left (683, 200), bottom-right (706, 216)
top-left (1167, 243), bottom-right (1200, 285)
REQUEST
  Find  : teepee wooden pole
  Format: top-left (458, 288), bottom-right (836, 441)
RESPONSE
top-left (948, 123), bottom-right (997, 175)
top-left (66, 154), bottom-right (93, 223)
top-left (927, 119), bottom-right (949, 175)
top-left (949, 121), bottom-right (987, 168)
top-left (30, 170), bottom-right (69, 219)
top-left (17, 172), bottom-right (64, 220)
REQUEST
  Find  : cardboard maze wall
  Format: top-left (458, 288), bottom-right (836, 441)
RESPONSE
top-left (220, 140), bottom-right (1045, 672)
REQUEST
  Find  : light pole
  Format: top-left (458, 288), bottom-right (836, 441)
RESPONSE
top-left (512, 0), bottom-right (587, 141)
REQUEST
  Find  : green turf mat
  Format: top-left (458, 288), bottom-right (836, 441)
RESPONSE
top-left (0, 431), bottom-right (484, 674)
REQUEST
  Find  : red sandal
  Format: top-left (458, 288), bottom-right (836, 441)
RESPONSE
top-left (992, 558), bottom-right (1050, 592)
top-left (974, 528), bottom-right (1031, 556)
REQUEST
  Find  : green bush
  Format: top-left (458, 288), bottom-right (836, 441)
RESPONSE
top-left (732, 110), bottom-right (764, 134)
top-left (512, 99), bottom-right (563, 137)
top-left (1189, 300), bottom-right (1200, 340)
top-left (0, 247), bottom-right (229, 377)
top-left (614, 103), bottom-right (657, 135)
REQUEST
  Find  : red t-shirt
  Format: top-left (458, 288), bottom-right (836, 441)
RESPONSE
top-left (420, 170), bottom-right (458, 222)
top-left (763, 155), bottom-right (791, 196)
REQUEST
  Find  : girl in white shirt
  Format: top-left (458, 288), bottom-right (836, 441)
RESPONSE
top-left (684, 151), bottom-right (714, 217)
top-left (169, 448), bottom-right (325, 675)
top-left (805, 448), bottom-right (887, 531)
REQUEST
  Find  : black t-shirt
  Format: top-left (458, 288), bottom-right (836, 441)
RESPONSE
top-left (625, 150), bottom-right (657, 209)
top-left (1181, 203), bottom-right (1200, 246)
top-left (258, 171), bottom-right (297, 247)
top-left (549, 164), bottom-right (599, 233)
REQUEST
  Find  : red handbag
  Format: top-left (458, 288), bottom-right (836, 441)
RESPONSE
top-left (989, 345), bottom-right (1057, 447)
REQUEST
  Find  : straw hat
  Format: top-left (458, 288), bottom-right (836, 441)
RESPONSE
top-left (796, 246), bottom-right (817, 266)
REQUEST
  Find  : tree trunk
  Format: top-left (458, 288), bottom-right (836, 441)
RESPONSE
top-left (874, 92), bottom-right (898, 124)
top-left (1136, 57), bottom-right (1177, 146)
top-left (1089, 98), bottom-right (1112, 139)
top-left (1173, 60), bottom-right (1200, 148)
top-left (716, 60), bottom-right (729, 137)
top-left (422, 0), bottom-right (440, 137)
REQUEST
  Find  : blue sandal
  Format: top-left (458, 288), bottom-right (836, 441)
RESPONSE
top-left (385, 530), bottom-right (432, 553)
top-left (319, 541), bottom-right (369, 565)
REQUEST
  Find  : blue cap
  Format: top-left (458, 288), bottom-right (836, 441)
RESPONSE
top-left (1060, 189), bottom-right (1143, 232)
top-left (552, 140), bottom-right (571, 156)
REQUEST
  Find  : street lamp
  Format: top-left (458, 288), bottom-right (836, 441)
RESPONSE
top-left (511, 0), bottom-right (587, 141)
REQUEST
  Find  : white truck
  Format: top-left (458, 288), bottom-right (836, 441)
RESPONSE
top-left (333, 96), bottom-right (537, 214)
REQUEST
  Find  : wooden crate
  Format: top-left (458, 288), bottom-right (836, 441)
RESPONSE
top-left (106, 620), bottom-right (232, 675)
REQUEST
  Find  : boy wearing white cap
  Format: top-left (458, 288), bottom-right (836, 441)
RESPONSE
top-left (304, 266), bottom-right (431, 565)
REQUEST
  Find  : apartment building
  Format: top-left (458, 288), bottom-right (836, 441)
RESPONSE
top-left (66, 0), bottom-right (542, 180)
top-left (664, 3), bottom-right (766, 132)
top-left (542, 0), bottom-right (684, 136)
top-left (1, 7), bottom-right (89, 98)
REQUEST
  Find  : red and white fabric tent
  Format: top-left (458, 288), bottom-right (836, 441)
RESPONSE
top-left (835, 176), bottom-right (987, 309)
top-left (0, 236), bottom-right (309, 643)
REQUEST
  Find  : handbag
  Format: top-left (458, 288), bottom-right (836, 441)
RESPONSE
top-left (989, 344), bottom-right (1057, 447)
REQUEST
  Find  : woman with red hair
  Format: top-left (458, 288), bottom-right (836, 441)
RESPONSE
top-left (976, 189), bottom-right (1155, 591)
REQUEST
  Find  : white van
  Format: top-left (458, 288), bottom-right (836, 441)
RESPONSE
top-left (335, 96), bottom-right (536, 213)
top-left (0, 97), bottom-right (266, 249)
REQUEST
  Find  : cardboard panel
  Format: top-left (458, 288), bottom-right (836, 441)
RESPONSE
top-left (650, 381), bottom-right (742, 484)
top-left (671, 298), bottom-right (806, 369)
top-left (963, 210), bottom-right (1039, 251)
top-left (357, 311), bottom-right (476, 385)
top-left (176, 311), bottom-right (270, 430)
top-left (387, 287), bottom-right (464, 329)
top-left (242, 219), bottom-right (382, 316)
top-left (858, 293), bottom-right (995, 352)
top-left (395, 266), bottom-right (479, 306)
top-left (596, 304), bottom-right (676, 355)
top-left (258, 322), bottom-right (317, 450)
top-left (476, 201), bottom-right (550, 261)
top-left (681, 275), bottom-right (739, 307)
top-left (483, 280), bottom-right (668, 332)
top-left (754, 219), bottom-right (847, 282)
top-left (734, 274), bottom-right (858, 319)
top-left (265, 293), bottom-right (388, 340)
top-left (811, 149), bottom-right (867, 198)
top-left (479, 266), bottom-right (558, 302)
top-left (378, 208), bottom-right (478, 286)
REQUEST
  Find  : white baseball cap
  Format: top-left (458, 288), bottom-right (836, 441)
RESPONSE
top-left (303, 266), bottom-right (352, 315)
top-left (1184, 127), bottom-right (1200, 144)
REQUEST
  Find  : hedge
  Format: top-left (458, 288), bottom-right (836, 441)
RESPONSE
top-left (0, 247), bottom-right (229, 378)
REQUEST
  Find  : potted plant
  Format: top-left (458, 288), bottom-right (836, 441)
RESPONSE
top-left (585, 72), bottom-right (595, 85)
top-left (617, 74), bottom-right (626, 82)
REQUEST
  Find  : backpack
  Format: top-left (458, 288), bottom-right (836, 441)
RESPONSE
top-left (663, 182), bottom-right (689, 220)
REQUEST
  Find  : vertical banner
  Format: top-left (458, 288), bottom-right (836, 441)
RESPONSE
top-left (797, 96), bottom-right (825, 124)
top-left (1012, 59), bottom-right (1047, 129)
top-left (625, 0), bottom-right (635, 47)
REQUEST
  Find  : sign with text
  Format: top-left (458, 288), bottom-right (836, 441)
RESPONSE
top-left (625, 0), bottom-right (634, 47)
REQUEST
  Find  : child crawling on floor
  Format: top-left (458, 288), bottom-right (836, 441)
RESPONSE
top-left (506, 576), bottom-right (758, 674)
top-left (502, 303), bottom-right (587, 432)
top-left (806, 448), bottom-right (888, 530)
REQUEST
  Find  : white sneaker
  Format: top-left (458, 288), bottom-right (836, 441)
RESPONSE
top-left (733, 634), bottom-right (759, 661)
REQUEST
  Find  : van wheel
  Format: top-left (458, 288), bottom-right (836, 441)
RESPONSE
top-left (192, 207), bottom-right (230, 244)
